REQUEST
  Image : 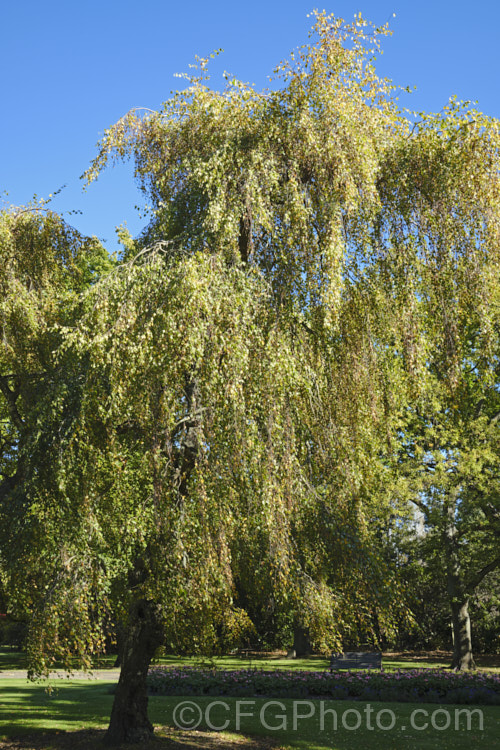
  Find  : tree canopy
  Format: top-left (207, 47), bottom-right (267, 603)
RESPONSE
top-left (1, 11), bottom-right (500, 745)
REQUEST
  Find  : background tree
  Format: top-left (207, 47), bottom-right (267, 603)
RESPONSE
top-left (375, 103), bottom-right (500, 669)
top-left (0, 203), bottom-right (114, 661)
top-left (470, 568), bottom-right (500, 654)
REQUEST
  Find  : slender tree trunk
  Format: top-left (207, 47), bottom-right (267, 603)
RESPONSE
top-left (450, 597), bottom-right (475, 671)
top-left (443, 492), bottom-right (475, 671)
top-left (104, 599), bottom-right (163, 746)
top-left (293, 624), bottom-right (311, 657)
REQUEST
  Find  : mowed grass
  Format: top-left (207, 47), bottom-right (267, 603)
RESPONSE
top-left (0, 680), bottom-right (114, 735)
top-left (0, 649), bottom-right (460, 674)
top-left (3, 647), bottom-right (499, 675)
top-left (0, 679), bottom-right (500, 750)
top-left (0, 648), bottom-right (500, 676)
top-left (1, 649), bottom-right (499, 748)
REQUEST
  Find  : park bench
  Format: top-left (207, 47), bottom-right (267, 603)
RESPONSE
top-left (330, 651), bottom-right (382, 671)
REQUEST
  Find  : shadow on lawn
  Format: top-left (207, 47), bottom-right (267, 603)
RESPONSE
top-left (0, 726), bottom-right (286, 750)
top-left (0, 681), bottom-right (115, 738)
top-left (0, 651), bottom-right (26, 672)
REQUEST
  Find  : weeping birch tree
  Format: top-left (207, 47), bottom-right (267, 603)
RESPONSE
top-left (2, 14), bottom-right (404, 744)
top-left (2, 10), bottom-right (499, 747)
top-left (81, 14), bottom-right (406, 742)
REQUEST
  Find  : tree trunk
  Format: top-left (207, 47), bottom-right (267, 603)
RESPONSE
top-left (293, 625), bottom-right (311, 657)
top-left (443, 493), bottom-right (475, 671)
top-left (104, 599), bottom-right (163, 746)
top-left (450, 597), bottom-right (475, 671)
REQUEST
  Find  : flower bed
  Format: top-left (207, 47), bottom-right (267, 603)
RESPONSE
top-left (147, 666), bottom-right (500, 705)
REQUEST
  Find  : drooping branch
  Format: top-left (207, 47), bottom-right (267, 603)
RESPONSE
top-left (0, 376), bottom-right (24, 432)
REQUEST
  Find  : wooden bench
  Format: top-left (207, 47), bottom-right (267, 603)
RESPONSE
top-left (330, 651), bottom-right (382, 671)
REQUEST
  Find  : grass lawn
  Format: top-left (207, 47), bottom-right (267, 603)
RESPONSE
top-left (2, 647), bottom-right (499, 675)
top-left (0, 650), bottom-right (467, 675)
top-left (5, 648), bottom-right (500, 676)
top-left (0, 679), bottom-right (499, 749)
top-left (1, 649), bottom-right (499, 748)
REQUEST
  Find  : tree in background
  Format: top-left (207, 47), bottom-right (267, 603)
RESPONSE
top-left (0, 203), bottom-right (114, 662)
top-left (376, 104), bottom-right (500, 669)
top-left (470, 568), bottom-right (500, 654)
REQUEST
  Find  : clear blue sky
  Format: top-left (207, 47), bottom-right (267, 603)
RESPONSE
top-left (2, 0), bottom-right (499, 253)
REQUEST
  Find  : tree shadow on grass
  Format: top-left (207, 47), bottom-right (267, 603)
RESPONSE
top-left (0, 726), bottom-right (287, 750)
top-left (0, 681), bottom-right (115, 737)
